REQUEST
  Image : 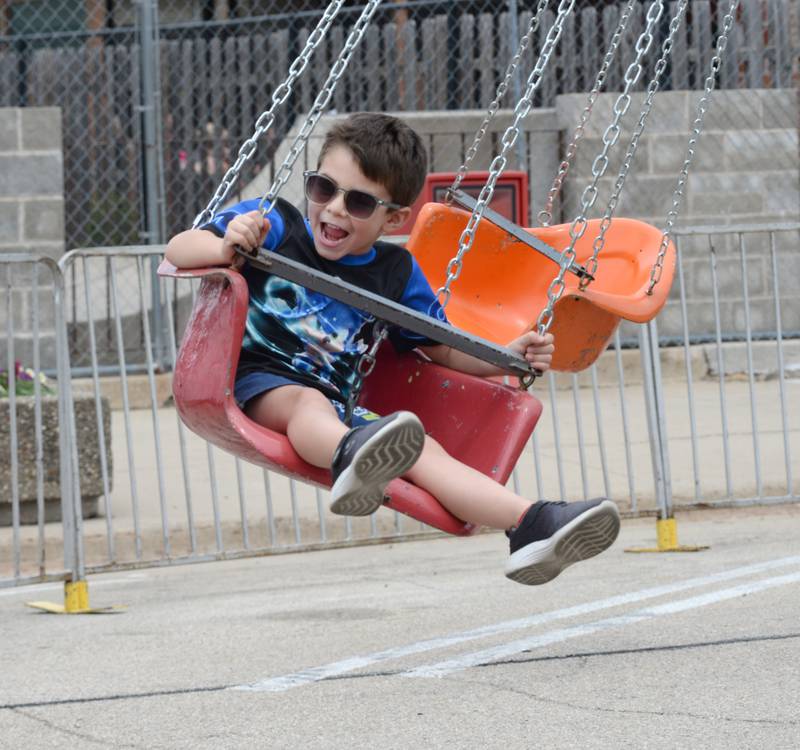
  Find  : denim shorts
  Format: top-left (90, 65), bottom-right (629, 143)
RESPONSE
top-left (234, 371), bottom-right (379, 427)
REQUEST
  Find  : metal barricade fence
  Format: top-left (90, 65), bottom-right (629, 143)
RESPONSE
top-left (1, 254), bottom-right (82, 588)
top-left (2, 223), bottom-right (798, 585)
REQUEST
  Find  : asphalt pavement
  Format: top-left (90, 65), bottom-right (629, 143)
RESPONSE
top-left (2, 504), bottom-right (799, 749)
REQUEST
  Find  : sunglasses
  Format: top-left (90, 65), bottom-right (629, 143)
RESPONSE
top-left (303, 171), bottom-right (404, 220)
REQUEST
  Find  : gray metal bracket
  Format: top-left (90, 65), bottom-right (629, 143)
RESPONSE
top-left (235, 248), bottom-right (536, 380)
top-left (449, 189), bottom-right (594, 281)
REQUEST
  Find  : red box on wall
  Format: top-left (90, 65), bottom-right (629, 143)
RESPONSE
top-left (386, 170), bottom-right (530, 237)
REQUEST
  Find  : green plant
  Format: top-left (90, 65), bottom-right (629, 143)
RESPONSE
top-left (0, 361), bottom-right (55, 398)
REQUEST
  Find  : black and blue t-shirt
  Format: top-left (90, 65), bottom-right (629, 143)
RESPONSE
top-left (203, 198), bottom-right (446, 402)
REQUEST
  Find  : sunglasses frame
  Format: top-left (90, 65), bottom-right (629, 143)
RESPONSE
top-left (303, 170), bottom-right (404, 220)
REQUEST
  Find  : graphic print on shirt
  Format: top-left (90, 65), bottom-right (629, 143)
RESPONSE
top-left (244, 276), bottom-right (373, 394)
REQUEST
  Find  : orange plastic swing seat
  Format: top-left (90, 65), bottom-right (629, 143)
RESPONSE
top-left (406, 203), bottom-right (676, 372)
top-left (158, 260), bottom-right (543, 536)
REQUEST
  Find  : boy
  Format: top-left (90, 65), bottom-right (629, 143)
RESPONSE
top-left (166, 113), bottom-right (620, 585)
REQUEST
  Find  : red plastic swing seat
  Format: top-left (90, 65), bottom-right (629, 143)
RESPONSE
top-left (406, 203), bottom-right (676, 372)
top-left (158, 259), bottom-right (542, 536)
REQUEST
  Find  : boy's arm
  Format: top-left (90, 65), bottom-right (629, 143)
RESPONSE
top-left (164, 228), bottom-right (232, 268)
top-left (418, 330), bottom-right (555, 378)
top-left (164, 210), bottom-right (270, 268)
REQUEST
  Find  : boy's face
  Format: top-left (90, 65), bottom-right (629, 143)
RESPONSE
top-left (307, 145), bottom-right (409, 261)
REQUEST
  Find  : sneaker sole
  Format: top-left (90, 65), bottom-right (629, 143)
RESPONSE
top-left (504, 500), bottom-right (620, 585)
top-left (330, 413), bottom-right (425, 516)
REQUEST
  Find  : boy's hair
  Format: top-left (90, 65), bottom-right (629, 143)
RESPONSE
top-left (318, 113), bottom-right (428, 207)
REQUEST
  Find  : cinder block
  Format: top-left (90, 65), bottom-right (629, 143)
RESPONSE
top-left (0, 155), bottom-right (64, 197)
top-left (703, 90), bottom-right (762, 131)
top-left (570, 134), bottom-right (642, 179)
top-left (762, 171), bottom-right (800, 216)
top-left (0, 201), bottom-right (20, 241)
top-left (0, 109), bottom-right (18, 151)
top-left (20, 108), bottom-right (62, 151)
top-left (614, 175), bottom-right (676, 217)
top-left (22, 199), bottom-right (64, 242)
top-left (691, 191), bottom-right (764, 217)
top-left (687, 172), bottom-right (765, 216)
top-left (724, 130), bottom-right (799, 172)
top-left (556, 94), bottom-right (617, 139)
top-left (692, 253), bottom-right (766, 298)
top-left (650, 132), bottom-right (724, 175)
top-left (772, 249), bottom-right (800, 304)
top-left (625, 91), bottom-right (690, 134)
top-left (758, 89), bottom-right (798, 129)
top-left (732, 298), bottom-right (778, 333)
top-left (672, 299), bottom-right (720, 337)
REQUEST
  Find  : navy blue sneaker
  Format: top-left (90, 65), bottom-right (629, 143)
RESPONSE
top-left (330, 411), bottom-right (425, 516)
top-left (505, 499), bottom-right (620, 585)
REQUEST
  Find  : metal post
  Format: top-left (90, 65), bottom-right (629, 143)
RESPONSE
top-left (137, 0), bottom-right (167, 368)
top-left (639, 320), bottom-right (671, 521)
top-left (627, 315), bottom-right (708, 555)
top-left (507, 0), bottom-right (527, 171)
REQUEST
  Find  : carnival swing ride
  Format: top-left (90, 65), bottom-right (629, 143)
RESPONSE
top-left (160, 0), bottom-right (738, 535)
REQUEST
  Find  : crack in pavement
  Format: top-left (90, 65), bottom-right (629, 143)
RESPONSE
top-left (1, 631), bottom-right (797, 711)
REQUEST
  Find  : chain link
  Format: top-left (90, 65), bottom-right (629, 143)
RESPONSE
top-left (449, 0), bottom-right (549, 197)
top-left (648, 0), bottom-right (740, 294)
top-left (258, 0), bottom-right (384, 214)
top-left (538, 0), bottom-right (636, 227)
top-left (578, 0), bottom-right (690, 291)
top-left (191, 0), bottom-right (346, 229)
top-left (436, 0), bottom-right (576, 312)
top-left (535, 0), bottom-right (665, 332)
top-left (344, 320), bottom-right (388, 425)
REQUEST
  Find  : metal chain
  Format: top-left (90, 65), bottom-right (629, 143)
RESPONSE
top-left (535, 0), bottom-right (665, 333)
top-left (648, 0), bottom-right (740, 294)
top-left (192, 0), bottom-right (346, 229)
top-left (538, 0), bottom-right (636, 227)
top-left (578, 0), bottom-right (690, 292)
top-left (436, 0), bottom-right (576, 313)
top-left (258, 0), bottom-right (384, 214)
top-left (344, 320), bottom-right (388, 425)
top-left (450, 0), bottom-right (550, 196)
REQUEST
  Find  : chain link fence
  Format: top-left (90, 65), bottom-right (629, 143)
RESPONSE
top-left (1, 0), bottom-right (798, 368)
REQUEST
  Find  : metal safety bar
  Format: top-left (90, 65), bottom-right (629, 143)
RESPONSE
top-left (449, 189), bottom-right (593, 280)
top-left (236, 246), bottom-right (536, 380)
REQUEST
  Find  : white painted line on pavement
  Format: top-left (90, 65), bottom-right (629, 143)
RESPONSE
top-left (405, 569), bottom-right (800, 678)
top-left (233, 555), bottom-right (800, 693)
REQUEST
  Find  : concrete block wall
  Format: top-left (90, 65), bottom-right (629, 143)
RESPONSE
top-left (0, 108), bottom-right (65, 369)
top-left (556, 89), bottom-right (800, 341)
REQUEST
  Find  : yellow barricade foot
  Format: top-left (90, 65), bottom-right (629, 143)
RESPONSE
top-left (26, 580), bottom-right (126, 614)
top-left (625, 517), bottom-right (710, 553)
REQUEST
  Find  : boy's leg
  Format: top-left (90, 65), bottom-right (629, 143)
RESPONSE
top-left (244, 384), bottom-right (348, 467)
top-left (244, 385), bottom-right (425, 515)
top-left (407, 438), bottom-right (620, 585)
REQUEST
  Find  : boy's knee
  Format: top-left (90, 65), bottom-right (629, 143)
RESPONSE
top-left (294, 386), bottom-right (337, 415)
top-left (423, 434), bottom-right (446, 455)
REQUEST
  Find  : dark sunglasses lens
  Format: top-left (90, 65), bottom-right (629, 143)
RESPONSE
top-left (344, 190), bottom-right (378, 220)
top-left (305, 174), bottom-right (336, 204)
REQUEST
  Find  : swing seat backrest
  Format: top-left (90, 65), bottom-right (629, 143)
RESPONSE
top-left (159, 260), bottom-right (543, 536)
top-left (406, 203), bottom-right (676, 372)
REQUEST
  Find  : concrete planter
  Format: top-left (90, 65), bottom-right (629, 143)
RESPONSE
top-left (0, 395), bottom-right (112, 525)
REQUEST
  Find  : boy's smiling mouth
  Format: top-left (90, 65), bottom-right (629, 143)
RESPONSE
top-left (320, 221), bottom-right (350, 246)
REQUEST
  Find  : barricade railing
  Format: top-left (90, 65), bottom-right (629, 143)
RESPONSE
top-left (3, 223), bottom-right (799, 588)
top-left (1, 254), bottom-right (80, 589)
